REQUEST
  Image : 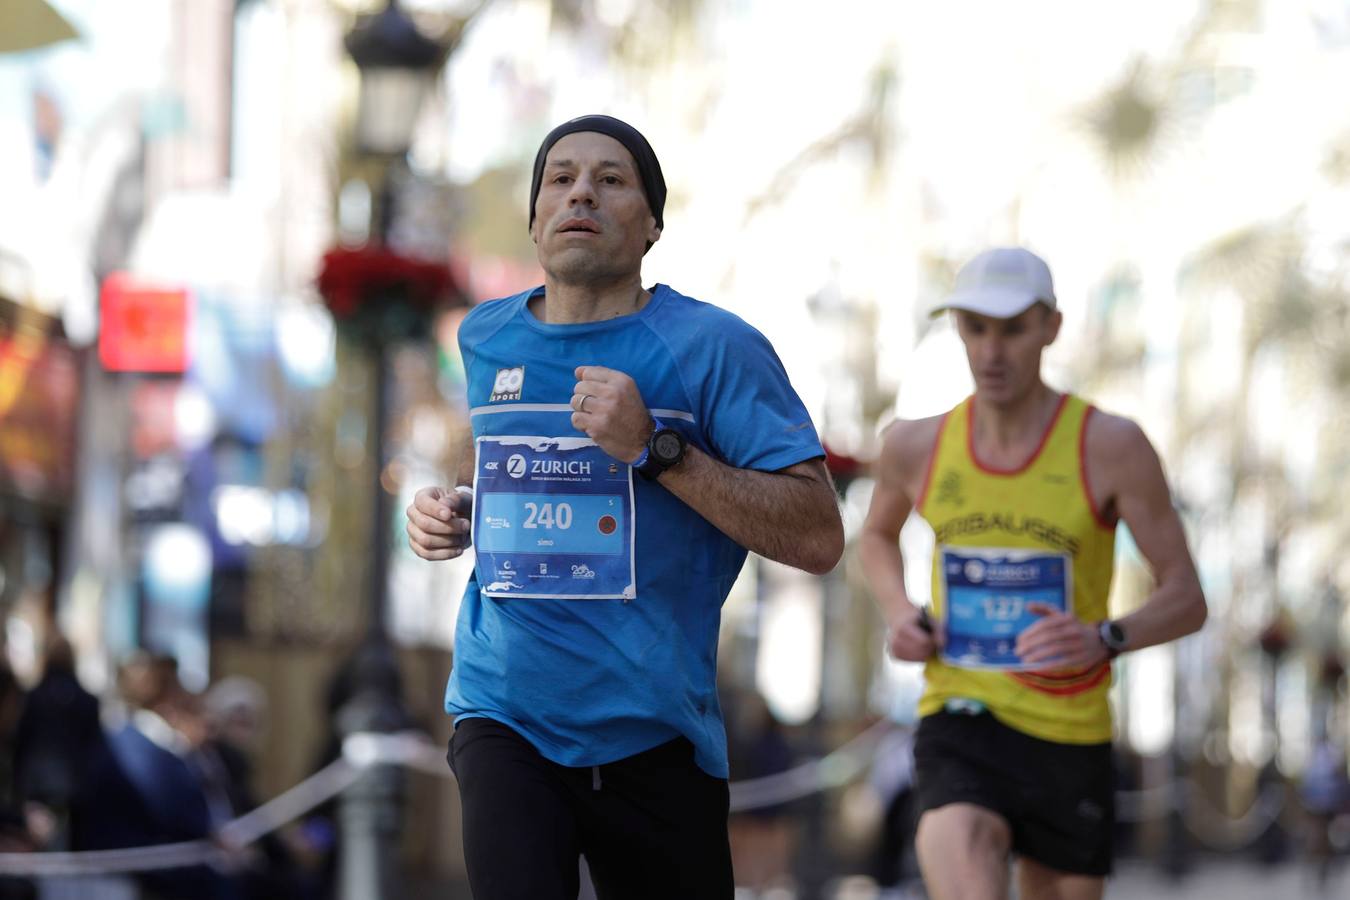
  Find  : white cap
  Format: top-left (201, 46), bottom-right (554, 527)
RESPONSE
top-left (930, 247), bottom-right (1056, 319)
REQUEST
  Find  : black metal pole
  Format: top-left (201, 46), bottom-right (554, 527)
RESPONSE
top-left (368, 337), bottom-right (391, 635)
top-left (337, 164), bottom-right (407, 900)
top-left (337, 0), bottom-right (450, 891)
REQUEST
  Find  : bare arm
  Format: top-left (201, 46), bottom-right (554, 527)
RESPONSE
top-left (1017, 413), bottom-right (1208, 667)
top-left (657, 450), bottom-right (843, 575)
top-left (858, 418), bottom-right (942, 661)
top-left (572, 365), bottom-right (843, 575)
top-left (1097, 417), bottom-right (1208, 649)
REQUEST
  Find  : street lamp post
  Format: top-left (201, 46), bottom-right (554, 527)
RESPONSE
top-left (336, 4), bottom-right (444, 899)
top-left (345, 0), bottom-right (445, 627)
top-left (345, 0), bottom-right (443, 159)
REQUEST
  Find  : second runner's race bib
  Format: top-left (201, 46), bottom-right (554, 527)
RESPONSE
top-left (473, 436), bottom-right (636, 600)
top-left (938, 546), bottom-right (1073, 670)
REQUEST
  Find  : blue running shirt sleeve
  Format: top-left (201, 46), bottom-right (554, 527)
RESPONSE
top-left (655, 309), bottom-right (823, 472)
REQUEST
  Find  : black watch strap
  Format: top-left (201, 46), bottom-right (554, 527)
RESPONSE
top-left (636, 421), bottom-right (686, 480)
top-left (1098, 619), bottom-right (1127, 658)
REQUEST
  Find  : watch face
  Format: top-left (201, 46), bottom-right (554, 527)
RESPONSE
top-left (652, 430), bottom-right (683, 463)
top-left (1103, 621), bottom-right (1126, 649)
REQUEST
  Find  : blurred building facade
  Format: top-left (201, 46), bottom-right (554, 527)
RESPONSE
top-left (0, 0), bottom-right (474, 888)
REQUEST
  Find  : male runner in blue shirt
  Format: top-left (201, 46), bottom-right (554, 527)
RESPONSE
top-left (406, 114), bottom-right (844, 899)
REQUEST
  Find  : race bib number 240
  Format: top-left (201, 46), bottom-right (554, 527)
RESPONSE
top-left (472, 436), bottom-right (636, 600)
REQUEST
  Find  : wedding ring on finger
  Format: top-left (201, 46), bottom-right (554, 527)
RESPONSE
top-left (579, 394), bottom-right (592, 413)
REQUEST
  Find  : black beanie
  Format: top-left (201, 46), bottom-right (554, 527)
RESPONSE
top-left (528, 115), bottom-right (667, 232)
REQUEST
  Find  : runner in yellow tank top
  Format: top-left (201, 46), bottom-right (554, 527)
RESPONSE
top-left (860, 247), bottom-right (1207, 900)
top-left (916, 391), bottom-right (1117, 745)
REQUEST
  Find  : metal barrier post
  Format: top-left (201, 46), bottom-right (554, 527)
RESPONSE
top-left (336, 642), bottom-right (407, 900)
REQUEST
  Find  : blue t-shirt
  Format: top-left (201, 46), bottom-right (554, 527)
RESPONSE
top-left (444, 283), bottom-right (824, 777)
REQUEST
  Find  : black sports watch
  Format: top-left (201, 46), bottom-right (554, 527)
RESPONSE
top-left (1098, 619), bottom-right (1127, 659)
top-left (634, 419), bottom-right (687, 480)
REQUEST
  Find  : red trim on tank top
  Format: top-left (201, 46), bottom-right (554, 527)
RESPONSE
top-left (914, 411), bottom-right (952, 513)
top-left (1079, 405), bottom-right (1116, 531)
top-left (1010, 660), bottom-right (1111, 696)
top-left (1014, 659), bottom-right (1102, 682)
top-left (966, 393), bottom-right (1069, 476)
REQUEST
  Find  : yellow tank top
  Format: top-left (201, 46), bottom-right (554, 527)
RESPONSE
top-left (916, 394), bottom-right (1117, 744)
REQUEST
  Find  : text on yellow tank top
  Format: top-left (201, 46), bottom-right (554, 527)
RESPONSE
top-left (916, 393), bottom-right (1117, 744)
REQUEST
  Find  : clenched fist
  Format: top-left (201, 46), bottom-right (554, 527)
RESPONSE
top-left (406, 485), bottom-right (473, 561)
top-left (1014, 602), bottom-right (1108, 672)
top-left (886, 606), bottom-right (939, 662)
top-left (570, 365), bottom-right (653, 463)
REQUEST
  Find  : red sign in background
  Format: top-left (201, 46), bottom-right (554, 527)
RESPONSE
top-left (99, 273), bottom-right (190, 373)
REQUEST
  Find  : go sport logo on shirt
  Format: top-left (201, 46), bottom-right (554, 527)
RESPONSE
top-left (491, 366), bottom-right (524, 401)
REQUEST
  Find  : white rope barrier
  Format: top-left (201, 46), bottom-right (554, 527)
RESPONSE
top-left (728, 720), bottom-right (892, 812)
top-left (0, 726), bottom-right (1301, 877)
top-left (1179, 781), bottom-right (1288, 852)
top-left (216, 755), bottom-right (362, 849)
top-left (0, 842), bottom-right (221, 878)
top-left (1110, 777), bottom-right (1289, 853)
top-left (0, 734), bottom-right (393, 878)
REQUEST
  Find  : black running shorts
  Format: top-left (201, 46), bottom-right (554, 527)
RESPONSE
top-left (448, 716), bottom-right (734, 900)
top-left (913, 708), bottom-right (1114, 876)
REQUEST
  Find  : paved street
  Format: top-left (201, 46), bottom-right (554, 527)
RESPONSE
top-left (1107, 858), bottom-right (1350, 900)
top-left (806, 857), bottom-right (1350, 900)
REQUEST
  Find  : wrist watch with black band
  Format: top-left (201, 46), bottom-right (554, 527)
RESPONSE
top-left (634, 418), bottom-right (687, 480)
top-left (1098, 619), bottom-right (1128, 659)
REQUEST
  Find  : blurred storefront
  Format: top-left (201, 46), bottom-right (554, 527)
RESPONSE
top-left (0, 291), bottom-right (78, 683)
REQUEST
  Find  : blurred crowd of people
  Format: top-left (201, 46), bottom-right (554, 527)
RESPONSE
top-left (0, 637), bottom-right (322, 900)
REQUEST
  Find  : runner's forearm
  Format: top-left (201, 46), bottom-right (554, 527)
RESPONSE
top-left (1114, 566), bottom-right (1206, 653)
top-left (858, 529), bottom-right (917, 625)
top-left (655, 446), bottom-right (843, 574)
